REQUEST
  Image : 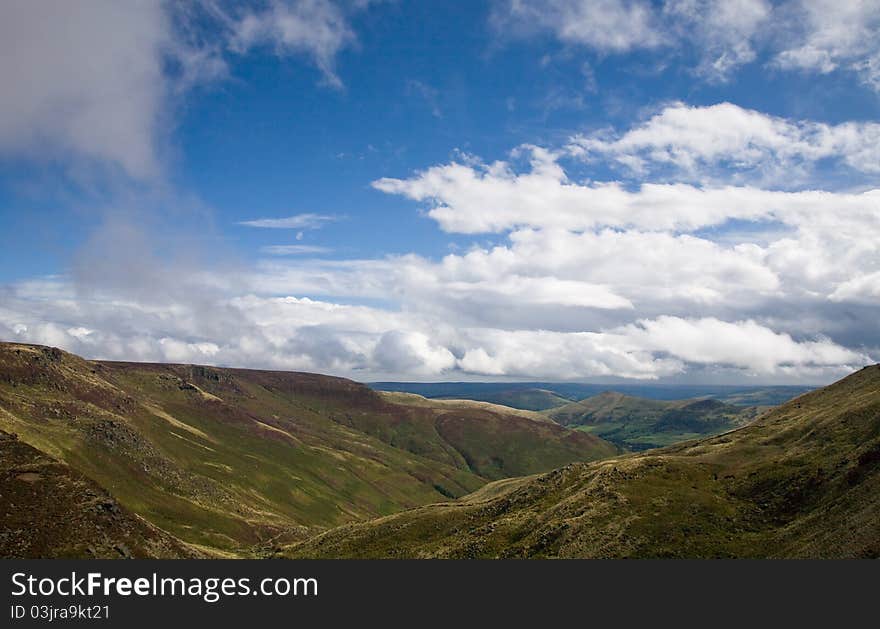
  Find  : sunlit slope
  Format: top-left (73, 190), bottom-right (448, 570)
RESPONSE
top-left (0, 342), bottom-right (615, 556)
top-left (287, 365), bottom-right (880, 558)
top-left (438, 388), bottom-right (573, 411)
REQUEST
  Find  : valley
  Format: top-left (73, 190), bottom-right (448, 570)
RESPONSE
top-left (2, 341), bottom-right (877, 559)
top-left (288, 365), bottom-right (880, 558)
top-left (0, 342), bottom-right (613, 557)
top-left (545, 391), bottom-right (762, 450)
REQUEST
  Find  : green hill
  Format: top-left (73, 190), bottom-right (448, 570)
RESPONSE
top-left (547, 391), bottom-right (761, 450)
top-left (286, 365), bottom-right (880, 558)
top-left (0, 342), bottom-right (615, 557)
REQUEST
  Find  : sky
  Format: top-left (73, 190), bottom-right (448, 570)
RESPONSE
top-left (1, 0), bottom-right (879, 384)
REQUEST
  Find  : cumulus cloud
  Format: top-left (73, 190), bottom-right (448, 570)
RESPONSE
top-left (1, 278), bottom-right (866, 382)
top-left (829, 271), bottom-right (880, 304)
top-left (372, 144), bottom-right (880, 234)
top-left (569, 102), bottom-right (880, 184)
top-left (3, 189), bottom-right (875, 383)
top-left (374, 330), bottom-right (457, 375)
top-left (355, 116), bottom-right (878, 379)
top-left (616, 316), bottom-right (865, 373)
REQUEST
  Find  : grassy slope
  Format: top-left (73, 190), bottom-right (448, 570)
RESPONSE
top-left (379, 391), bottom-right (556, 423)
top-left (547, 391), bottom-right (760, 450)
top-left (0, 343), bottom-right (616, 556)
top-left (286, 365), bottom-right (880, 558)
top-left (374, 392), bottom-right (618, 480)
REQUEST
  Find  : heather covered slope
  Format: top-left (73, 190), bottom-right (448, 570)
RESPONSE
top-left (287, 365), bottom-right (880, 558)
top-left (0, 342), bottom-right (615, 557)
top-left (0, 431), bottom-right (198, 558)
top-left (547, 391), bottom-right (760, 450)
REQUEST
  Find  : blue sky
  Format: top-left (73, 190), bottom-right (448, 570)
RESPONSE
top-left (1, 1), bottom-right (879, 383)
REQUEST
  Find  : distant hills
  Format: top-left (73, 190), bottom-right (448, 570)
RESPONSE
top-left (545, 391), bottom-right (762, 450)
top-left (377, 383), bottom-right (782, 451)
top-left (289, 365), bottom-right (880, 558)
top-left (0, 342), bottom-right (613, 558)
top-left (370, 381), bottom-right (814, 408)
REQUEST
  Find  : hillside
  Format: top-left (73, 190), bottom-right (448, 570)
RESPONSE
top-left (0, 342), bottom-right (615, 557)
top-left (374, 392), bottom-right (617, 479)
top-left (438, 388), bottom-right (573, 411)
top-left (0, 431), bottom-right (199, 558)
top-left (547, 391), bottom-right (760, 450)
top-left (286, 365), bottom-right (880, 558)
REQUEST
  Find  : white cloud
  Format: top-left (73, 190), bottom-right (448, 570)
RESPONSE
top-left (2, 280), bottom-right (864, 381)
top-left (231, 0), bottom-right (357, 88)
top-left (262, 245), bottom-right (334, 255)
top-left (456, 327), bottom-right (684, 379)
top-left (492, 0), bottom-right (771, 79)
top-left (569, 102), bottom-right (880, 183)
top-left (456, 228), bottom-right (781, 308)
top-left (372, 145), bottom-right (880, 234)
top-left (441, 275), bottom-right (633, 309)
top-left (493, 1), bottom-right (880, 89)
top-left (773, 0), bottom-right (880, 90)
top-left (374, 330), bottom-right (457, 375)
top-left (665, 0), bottom-right (771, 81)
top-left (492, 0), bottom-right (665, 52)
top-left (829, 271), bottom-right (880, 304)
top-left (616, 316), bottom-right (865, 373)
top-left (240, 213), bottom-right (339, 229)
top-left (358, 125), bottom-right (879, 380)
